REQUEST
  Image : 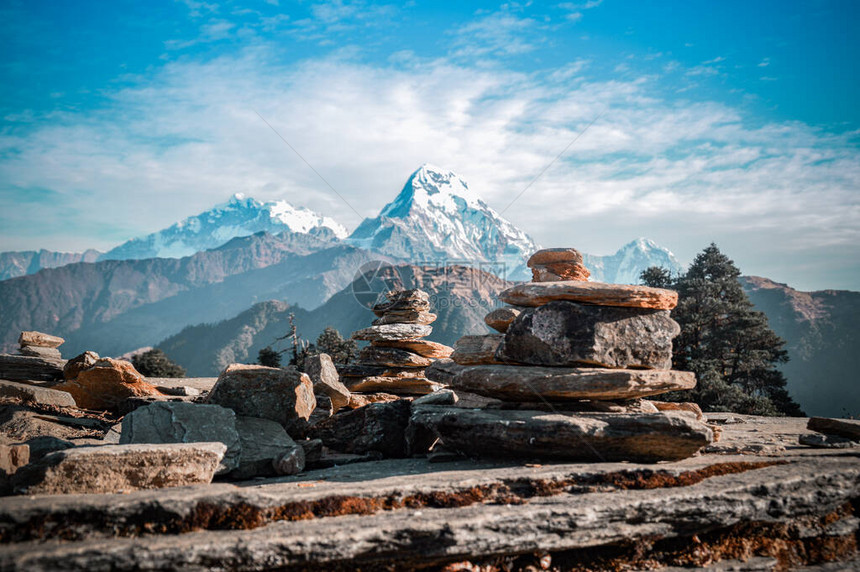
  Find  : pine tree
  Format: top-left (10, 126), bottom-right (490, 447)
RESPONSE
top-left (640, 244), bottom-right (803, 416)
top-left (131, 349), bottom-right (186, 378)
top-left (257, 347), bottom-right (281, 368)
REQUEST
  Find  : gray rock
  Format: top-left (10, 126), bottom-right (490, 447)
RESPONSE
top-left (206, 364), bottom-right (316, 437)
top-left (372, 310), bottom-right (436, 325)
top-left (358, 346), bottom-right (433, 368)
top-left (119, 402), bottom-right (240, 474)
top-left (304, 354), bottom-right (350, 411)
top-left (497, 301), bottom-right (679, 369)
top-left (273, 446), bottom-right (306, 476)
top-left (424, 358), bottom-right (463, 385)
top-left (307, 394), bottom-right (334, 429)
top-left (309, 400), bottom-right (412, 458)
top-left (415, 407), bottom-right (713, 462)
top-left (808, 417), bottom-right (860, 441)
top-left (10, 443), bottom-right (225, 495)
top-left (17, 346), bottom-right (62, 360)
top-left (799, 433), bottom-right (858, 449)
top-left (0, 379), bottom-right (76, 408)
top-left (413, 389), bottom-right (458, 406)
top-left (352, 324), bottom-right (433, 342)
top-left (451, 334), bottom-right (507, 365)
top-left (17, 436), bottom-right (74, 462)
top-left (299, 438), bottom-right (323, 465)
top-left (231, 416), bottom-right (303, 479)
top-left (62, 351), bottom-right (100, 381)
top-left (448, 364), bottom-right (696, 401)
top-left (0, 354), bottom-right (65, 383)
top-left (372, 289), bottom-right (430, 317)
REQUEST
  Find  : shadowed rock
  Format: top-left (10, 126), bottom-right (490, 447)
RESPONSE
top-left (451, 334), bottom-right (507, 365)
top-left (304, 354), bottom-right (350, 411)
top-left (358, 346), bottom-right (433, 368)
top-left (308, 400), bottom-right (412, 458)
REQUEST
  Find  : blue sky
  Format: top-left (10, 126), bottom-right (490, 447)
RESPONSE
top-left (1, 0), bottom-right (858, 290)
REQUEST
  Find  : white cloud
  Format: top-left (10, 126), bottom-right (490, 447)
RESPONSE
top-left (0, 46), bottom-right (858, 290)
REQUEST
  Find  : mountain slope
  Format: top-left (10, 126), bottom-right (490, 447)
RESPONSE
top-left (100, 193), bottom-right (348, 261)
top-left (741, 276), bottom-right (860, 417)
top-left (584, 238), bottom-right (683, 285)
top-left (159, 264), bottom-right (512, 376)
top-left (0, 231), bottom-right (383, 356)
top-left (0, 249), bottom-right (102, 281)
top-left (348, 164), bottom-right (539, 281)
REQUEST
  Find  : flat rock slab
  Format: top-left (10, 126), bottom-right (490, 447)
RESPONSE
top-left (0, 379), bottom-right (76, 408)
top-left (0, 355), bottom-right (66, 383)
top-left (352, 324), bottom-right (433, 342)
top-left (206, 364), bottom-right (315, 438)
top-left (338, 364), bottom-right (426, 378)
top-left (119, 402), bottom-right (241, 474)
top-left (451, 334), bottom-right (507, 365)
top-left (371, 339), bottom-right (453, 359)
top-left (18, 331), bottom-right (64, 348)
top-left (497, 301), bottom-right (678, 369)
top-left (372, 289), bottom-right (430, 317)
top-left (372, 310), bottom-right (436, 325)
top-left (500, 281), bottom-right (678, 310)
top-left (414, 406), bottom-right (713, 462)
top-left (10, 442), bottom-right (225, 495)
top-left (358, 346), bottom-right (433, 368)
top-left (447, 363), bottom-right (696, 401)
top-left (808, 417), bottom-right (860, 441)
top-left (343, 376), bottom-right (441, 395)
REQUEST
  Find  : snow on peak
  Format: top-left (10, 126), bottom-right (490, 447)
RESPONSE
top-left (584, 238), bottom-right (683, 285)
top-left (100, 194), bottom-right (347, 261)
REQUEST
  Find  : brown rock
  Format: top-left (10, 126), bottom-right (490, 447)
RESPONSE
top-left (308, 400), bottom-right (412, 458)
top-left (531, 262), bottom-right (591, 282)
top-left (484, 306), bottom-right (523, 333)
top-left (206, 364), bottom-right (316, 437)
top-left (338, 364), bottom-right (426, 379)
top-left (18, 331), bottom-right (65, 349)
top-left (499, 281), bottom-right (679, 310)
top-left (424, 359), bottom-right (464, 385)
top-left (304, 354), bottom-right (350, 411)
top-left (527, 248), bottom-right (585, 267)
top-left (17, 346), bottom-right (62, 360)
top-left (358, 346), bottom-right (433, 368)
top-left (649, 401), bottom-right (705, 421)
top-left (488, 399), bottom-right (660, 415)
top-left (413, 407), bottom-right (713, 462)
top-left (344, 376), bottom-right (442, 395)
top-left (0, 444), bottom-right (29, 475)
top-left (53, 358), bottom-right (160, 411)
top-left (373, 310), bottom-right (437, 326)
top-left (352, 324), bottom-right (433, 342)
top-left (372, 289), bottom-right (430, 317)
top-left (451, 334), bottom-right (507, 366)
top-left (346, 393), bottom-right (401, 409)
top-left (10, 443), bottom-right (226, 495)
top-left (496, 301), bottom-right (678, 369)
top-left (371, 339), bottom-right (453, 359)
top-left (63, 351), bottom-right (100, 381)
top-left (448, 364), bottom-right (696, 401)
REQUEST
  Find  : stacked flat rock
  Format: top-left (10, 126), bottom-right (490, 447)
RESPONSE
top-left (345, 289), bottom-right (453, 396)
top-left (0, 331), bottom-right (67, 383)
top-left (422, 248), bottom-right (714, 463)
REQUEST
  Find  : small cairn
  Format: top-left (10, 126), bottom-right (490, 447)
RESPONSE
top-left (341, 289), bottom-right (453, 398)
top-left (421, 248), bottom-right (715, 463)
top-left (0, 331), bottom-right (67, 383)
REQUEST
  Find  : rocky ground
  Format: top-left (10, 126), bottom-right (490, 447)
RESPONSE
top-left (0, 412), bottom-right (858, 571)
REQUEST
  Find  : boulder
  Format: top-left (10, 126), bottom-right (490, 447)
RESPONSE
top-left (370, 339), bottom-right (453, 358)
top-left (448, 364), bottom-right (696, 401)
top-left (53, 358), bottom-right (161, 411)
top-left (414, 407), bottom-right (713, 462)
top-left (231, 416), bottom-right (304, 480)
top-left (451, 334), bottom-right (507, 366)
top-left (119, 402), bottom-right (241, 474)
top-left (352, 324), bottom-right (433, 342)
top-left (372, 289), bottom-right (430, 317)
top-left (304, 354), bottom-right (350, 411)
top-left (308, 400), bottom-right (412, 458)
top-left (0, 380), bottom-right (77, 408)
top-left (358, 346), bottom-right (433, 368)
top-left (808, 417), bottom-right (860, 441)
top-left (273, 445), bottom-right (306, 476)
top-left (499, 281), bottom-right (678, 310)
top-left (527, 247), bottom-right (586, 267)
top-left (425, 359), bottom-right (465, 385)
top-left (344, 376), bottom-right (441, 395)
top-left (10, 443), bottom-right (226, 495)
top-left (63, 351), bottom-right (100, 381)
top-left (483, 306), bottom-right (523, 333)
top-left (18, 331), bottom-right (64, 349)
top-left (497, 301), bottom-right (679, 369)
top-left (0, 354), bottom-right (65, 383)
top-left (373, 310), bottom-right (436, 326)
top-left (206, 364), bottom-right (316, 437)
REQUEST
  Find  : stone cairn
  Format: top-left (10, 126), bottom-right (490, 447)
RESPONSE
top-left (421, 248), bottom-right (715, 463)
top-left (0, 331), bottom-right (67, 383)
top-left (340, 289), bottom-right (453, 398)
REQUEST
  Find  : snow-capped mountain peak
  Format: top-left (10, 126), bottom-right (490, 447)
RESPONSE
top-left (100, 194), bottom-right (347, 261)
top-left (348, 164), bottom-right (539, 280)
top-left (583, 238), bottom-right (683, 285)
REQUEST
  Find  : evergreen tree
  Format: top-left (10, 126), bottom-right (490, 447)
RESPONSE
top-left (640, 244), bottom-right (803, 416)
top-left (293, 327), bottom-right (358, 371)
top-left (132, 349), bottom-right (186, 378)
top-left (257, 347), bottom-right (281, 368)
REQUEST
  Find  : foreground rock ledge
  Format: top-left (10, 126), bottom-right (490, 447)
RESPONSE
top-left (447, 363), bottom-right (696, 401)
